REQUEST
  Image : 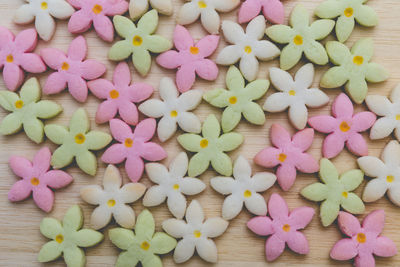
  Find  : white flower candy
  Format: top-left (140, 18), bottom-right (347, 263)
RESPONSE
top-left (129, 0), bottom-right (173, 21)
top-left (138, 77), bottom-right (202, 142)
top-left (14, 0), bottom-right (75, 41)
top-left (80, 164), bottom-right (146, 230)
top-left (210, 156), bottom-right (276, 220)
top-left (143, 152), bottom-right (206, 219)
top-left (216, 16), bottom-right (280, 82)
top-left (162, 200), bottom-right (229, 263)
top-left (263, 63), bottom-right (329, 129)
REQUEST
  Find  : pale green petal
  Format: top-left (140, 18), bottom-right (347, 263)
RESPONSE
top-left (345, 76), bottom-right (368, 104)
top-left (150, 232), bottom-right (177, 254)
top-left (135, 209), bottom-right (155, 241)
top-left (202, 114), bottom-right (220, 139)
top-left (226, 66), bottom-right (244, 92)
top-left (340, 169), bottom-right (364, 191)
top-left (34, 100), bottom-right (62, 119)
top-left (51, 145), bottom-right (74, 169)
top-left (40, 218), bottom-right (63, 239)
top-left (355, 4), bottom-right (378, 27)
top-left (20, 77), bottom-right (40, 104)
top-left (280, 44), bottom-right (302, 70)
top-left (85, 131), bottom-right (111, 150)
top-left (341, 193), bottom-right (365, 214)
top-left (221, 107), bottom-right (241, 133)
top-left (211, 152), bottom-right (233, 176)
top-left (44, 124), bottom-right (69, 145)
top-left (145, 35), bottom-right (172, 53)
top-left (64, 246), bottom-right (85, 267)
top-left (142, 255), bottom-right (162, 267)
top-left (326, 41), bottom-right (351, 65)
top-left (304, 41), bottom-right (329, 65)
top-left (0, 113), bottom-right (22, 135)
top-left (351, 38), bottom-right (374, 62)
top-left (245, 79), bottom-right (269, 100)
top-left (113, 15), bottom-right (136, 38)
top-left (23, 118), bottom-right (44, 143)
top-left (320, 66), bottom-right (349, 88)
top-left (38, 241), bottom-right (62, 263)
top-left (109, 40), bottom-right (133, 61)
top-left (74, 229), bottom-right (103, 247)
top-left (242, 102), bottom-right (265, 125)
top-left (116, 251), bottom-right (138, 267)
top-left (177, 134), bottom-right (202, 152)
top-left (320, 199), bottom-right (340, 227)
top-left (63, 205), bottom-right (83, 232)
top-left (137, 9), bottom-right (158, 34)
top-left (309, 19), bottom-right (334, 40)
top-left (109, 228), bottom-right (136, 250)
top-left (365, 63), bottom-right (389, 83)
top-left (290, 4), bottom-right (310, 28)
top-left (132, 48), bottom-right (151, 76)
top-left (76, 150), bottom-right (97, 176)
top-left (0, 90), bottom-right (19, 111)
top-left (265, 25), bottom-right (294, 44)
top-left (188, 152), bottom-right (210, 177)
top-left (336, 15), bottom-right (355, 43)
top-left (217, 132), bottom-right (243, 151)
top-left (319, 158), bottom-right (339, 184)
top-left (70, 108), bottom-right (89, 134)
top-left (203, 88), bottom-right (230, 108)
top-left (301, 183), bottom-right (329, 201)
top-left (315, 0), bottom-right (342, 18)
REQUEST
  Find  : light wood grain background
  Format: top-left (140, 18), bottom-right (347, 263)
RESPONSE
top-left (0, 0), bottom-right (399, 266)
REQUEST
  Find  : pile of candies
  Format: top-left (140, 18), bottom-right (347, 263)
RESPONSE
top-left (1, 0), bottom-right (399, 266)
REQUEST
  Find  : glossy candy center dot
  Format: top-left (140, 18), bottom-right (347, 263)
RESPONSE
top-left (61, 62), bottom-right (69, 71)
top-left (229, 96), bottom-right (237, 104)
top-left (243, 190), bottom-right (252, 198)
top-left (14, 100), bottom-right (24, 109)
top-left (342, 191), bottom-right (348, 198)
top-left (396, 114), bottom-right (400, 121)
top-left (170, 110), bottom-right (178, 117)
top-left (198, 1), bottom-right (207, 8)
top-left (282, 224), bottom-right (291, 232)
top-left (193, 230), bottom-right (202, 238)
top-left (6, 54), bottom-right (13, 63)
top-left (190, 46), bottom-right (199, 55)
top-left (92, 4), bottom-right (103, 14)
top-left (109, 90), bottom-right (119, 99)
top-left (200, 139), bottom-right (208, 148)
top-left (293, 35), bottom-right (303, 46)
top-left (344, 7), bottom-right (354, 17)
top-left (107, 199), bottom-right (116, 207)
top-left (353, 56), bottom-right (364, 65)
top-left (244, 46), bottom-right (252, 54)
top-left (289, 90), bottom-right (296, 96)
top-left (173, 184), bottom-right (180, 190)
top-left (141, 241), bottom-right (150, 250)
top-left (75, 133), bottom-right (85, 144)
top-left (340, 121), bottom-right (350, 132)
top-left (387, 175), bottom-right (394, 183)
top-left (125, 138), bottom-right (133, 148)
top-left (31, 177), bottom-right (39, 186)
top-left (278, 153), bottom-right (287, 162)
top-left (41, 2), bottom-right (48, 9)
top-left (132, 35), bottom-right (143, 46)
top-left (55, 234), bottom-right (64, 243)
top-left (357, 233), bottom-right (366, 243)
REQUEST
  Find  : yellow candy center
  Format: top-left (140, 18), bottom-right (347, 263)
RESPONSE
top-left (107, 199), bottom-right (116, 207)
top-left (109, 90), bottom-right (119, 99)
top-left (293, 35), bottom-right (303, 46)
top-left (55, 234), bottom-right (64, 243)
top-left (282, 224), bottom-right (291, 232)
top-left (193, 230), bottom-right (202, 238)
top-left (61, 62), bottom-right (69, 71)
top-left (288, 90), bottom-right (296, 96)
top-left (357, 233), bottom-right (366, 243)
top-left (243, 190), bottom-right (252, 198)
top-left (278, 153), bottom-right (287, 162)
top-left (41, 2), bottom-right (48, 10)
top-left (92, 4), bottom-right (103, 14)
top-left (244, 46), bottom-right (252, 54)
top-left (31, 177), bottom-right (40, 186)
top-left (75, 133), bottom-right (85, 144)
top-left (198, 1), bottom-right (207, 8)
top-left (6, 54), bottom-right (13, 63)
top-left (190, 46), bottom-right (199, 55)
top-left (342, 191), bottom-right (348, 198)
top-left (353, 56), bottom-right (364, 66)
top-left (396, 114), bottom-right (400, 121)
top-left (200, 139), bottom-right (208, 148)
top-left (387, 175), bottom-right (394, 183)
top-left (170, 110), bottom-right (178, 117)
top-left (14, 100), bottom-right (24, 109)
top-left (141, 241), bottom-right (150, 250)
top-left (344, 7), bottom-right (354, 17)
top-left (125, 138), bottom-right (133, 148)
top-left (229, 96), bottom-right (237, 104)
top-left (132, 35), bottom-right (143, 46)
top-left (173, 184), bottom-right (180, 190)
top-left (340, 121), bottom-right (351, 132)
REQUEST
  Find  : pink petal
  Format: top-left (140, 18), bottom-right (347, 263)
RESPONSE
top-left (9, 156), bottom-right (33, 178)
top-left (330, 238), bottom-right (358, 260)
top-left (42, 170), bottom-right (73, 189)
top-left (332, 93), bottom-right (354, 118)
top-left (323, 133), bottom-right (346, 159)
top-left (270, 124), bottom-right (291, 148)
top-left (68, 35), bottom-right (87, 61)
top-left (354, 253), bottom-right (375, 267)
top-left (67, 0), bottom-right (81, 8)
top-left (196, 35), bottom-right (219, 58)
top-left (352, 112), bottom-right (376, 132)
top-left (176, 64), bottom-right (196, 93)
top-left (247, 216), bottom-right (274, 236)
top-left (291, 128), bottom-right (314, 151)
top-left (93, 15), bottom-right (114, 42)
top-left (87, 79), bottom-right (113, 99)
top-left (0, 26), bottom-right (14, 50)
top-left (96, 100), bottom-right (118, 124)
top-left (262, 0), bottom-right (285, 24)
top-left (156, 50), bottom-right (182, 69)
top-left (373, 236), bottom-right (397, 257)
top-left (276, 164), bottom-right (297, 191)
top-left (113, 62), bottom-right (131, 87)
top-left (67, 75), bottom-right (88, 102)
top-left (68, 10), bottom-right (92, 34)
top-left (3, 63), bottom-right (24, 91)
top-left (44, 72), bottom-right (67, 95)
top-left (295, 153), bottom-right (319, 173)
top-left (338, 211), bottom-right (361, 237)
top-left (194, 59), bottom-right (219, 81)
top-left (238, 0), bottom-right (262, 24)
top-left (286, 231), bottom-right (309, 255)
top-left (40, 48), bottom-right (67, 70)
top-left (362, 210), bottom-right (385, 236)
top-left (265, 234), bottom-right (286, 261)
top-left (8, 180), bottom-right (32, 202)
top-left (81, 60), bottom-right (106, 80)
top-left (119, 101), bottom-right (139, 125)
top-left (140, 142), bottom-right (167, 161)
top-left (130, 83), bottom-right (154, 102)
top-left (173, 25), bottom-right (194, 51)
top-left (125, 156), bottom-right (145, 182)
top-left (33, 147), bottom-right (51, 175)
top-left (133, 118), bottom-right (156, 142)
top-left (268, 193), bottom-right (289, 220)
top-left (33, 186), bottom-right (54, 212)
top-left (110, 119), bottom-right (133, 142)
top-left (19, 53), bottom-right (46, 73)
top-left (107, 0), bottom-right (129, 15)
top-left (289, 207), bottom-right (314, 230)
top-left (308, 115), bottom-right (337, 133)
top-left (101, 144), bottom-right (127, 164)
top-left (346, 133), bottom-right (368, 157)
top-left (254, 147), bottom-right (281, 168)
top-left (14, 29), bottom-right (37, 52)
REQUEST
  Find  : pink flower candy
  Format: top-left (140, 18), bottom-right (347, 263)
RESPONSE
top-left (88, 62), bottom-right (153, 125)
top-left (247, 193), bottom-right (314, 261)
top-left (156, 25), bottom-right (219, 93)
top-left (308, 93), bottom-right (376, 159)
top-left (238, 0), bottom-right (284, 24)
top-left (101, 118), bottom-right (167, 182)
top-left (41, 35), bottom-right (106, 102)
top-left (0, 27), bottom-right (45, 91)
top-left (67, 0), bottom-right (129, 42)
top-left (331, 210), bottom-right (397, 267)
top-left (254, 124), bottom-right (319, 191)
top-left (8, 147), bottom-right (73, 212)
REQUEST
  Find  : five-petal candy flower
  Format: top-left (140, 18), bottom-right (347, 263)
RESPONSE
top-left (109, 10), bottom-right (172, 76)
top-left (88, 62), bottom-right (154, 125)
top-left (301, 158), bottom-right (365, 227)
top-left (0, 27), bottom-right (45, 91)
top-left (247, 193), bottom-right (315, 262)
top-left (80, 164), bottom-right (146, 229)
top-left (67, 0), bottom-right (129, 42)
top-left (130, 0), bottom-right (173, 20)
top-left (266, 4), bottom-right (334, 70)
top-left (315, 0), bottom-right (378, 42)
top-left (321, 38), bottom-right (389, 104)
top-left (177, 114), bottom-right (244, 177)
top-left (308, 93), bottom-right (376, 159)
top-left (38, 205), bottom-right (104, 266)
top-left (211, 155), bottom-right (276, 220)
top-left (44, 108), bottom-right (112, 176)
top-left (8, 147), bottom-right (73, 212)
top-left (109, 209), bottom-right (177, 267)
top-left (101, 118), bottom-right (167, 182)
top-left (0, 77), bottom-right (62, 143)
top-left (143, 152), bottom-right (206, 219)
top-left (263, 63), bottom-right (329, 130)
top-left (162, 200), bottom-right (229, 263)
top-left (217, 16), bottom-right (280, 82)
top-left (156, 25), bottom-right (219, 93)
top-left (14, 0), bottom-right (75, 41)
top-left (41, 35), bottom-right (106, 102)
top-left (330, 210), bottom-right (397, 267)
top-left (254, 124), bottom-right (319, 191)
top-left (238, 0), bottom-right (284, 24)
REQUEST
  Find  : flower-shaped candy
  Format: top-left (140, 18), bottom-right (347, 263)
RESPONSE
top-left (358, 140), bottom-right (400, 206)
top-left (139, 78), bottom-right (202, 142)
top-left (44, 108), bottom-right (112, 176)
top-left (80, 164), bottom-right (146, 229)
top-left (0, 77), bottom-right (62, 143)
top-left (254, 124), bottom-right (319, 191)
top-left (321, 39), bottom-right (389, 104)
top-left (330, 210), bottom-right (397, 267)
top-left (177, 114), bottom-right (243, 177)
top-left (247, 193), bottom-right (314, 261)
top-left (38, 205), bottom-right (104, 266)
top-left (204, 66), bottom-right (268, 132)
top-left (156, 25), bottom-right (219, 93)
top-left (109, 11), bottom-right (172, 76)
top-left (162, 200), bottom-right (229, 263)
top-left (217, 16), bottom-right (280, 81)
top-left (266, 4), bottom-right (334, 70)
top-left (88, 62), bottom-right (153, 125)
top-left (301, 158), bottom-right (364, 227)
top-left (177, 0), bottom-right (240, 34)
top-left (0, 27), bottom-right (45, 91)
top-left (8, 147), bottom-right (73, 212)
top-left (263, 64), bottom-right (329, 130)
top-left (67, 0), bottom-right (129, 42)
top-left (101, 118), bottom-right (167, 182)
top-left (308, 93), bottom-right (376, 158)
top-left (129, 0), bottom-right (173, 20)
top-left (14, 0), bottom-right (75, 41)
top-left (41, 35), bottom-right (106, 102)
top-left (211, 156), bottom-right (276, 220)
top-left (238, 0), bottom-right (284, 24)
top-left (109, 209), bottom-right (177, 267)
top-left (143, 152), bottom-right (206, 219)
top-left (315, 0), bottom-right (378, 42)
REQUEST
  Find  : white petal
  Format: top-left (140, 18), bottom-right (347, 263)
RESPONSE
top-left (395, 126), bottom-right (400, 142)
top-left (14, 4), bottom-right (35, 24)
top-left (177, 112), bottom-right (201, 133)
top-left (169, 152), bottom-right (188, 179)
top-left (239, 53), bottom-right (259, 81)
top-left (159, 77), bottom-right (179, 102)
top-left (150, 0), bottom-right (173, 15)
top-left (90, 205), bottom-right (112, 230)
top-left (157, 116), bottom-right (178, 142)
top-left (180, 178), bottom-right (206, 195)
top-left (370, 117), bottom-right (396, 140)
top-left (365, 95), bottom-right (392, 116)
top-left (357, 156), bottom-right (386, 177)
top-left (233, 156), bottom-right (252, 180)
top-left (145, 162), bottom-right (169, 184)
top-left (216, 45), bottom-right (242, 65)
top-left (80, 185), bottom-right (105, 205)
top-left (167, 191), bottom-right (187, 219)
top-left (178, 89), bottom-right (203, 111)
top-left (202, 218), bottom-right (229, 238)
top-left (114, 204), bottom-right (136, 229)
top-left (35, 12), bottom-right (56, 41)
top-left (246, 15), bottom-right (265, 40)
top-left (173, 238), bottom-right (196, 263)
top-left (362, 179), bottom-right (388, 202)
top-left (288, 102), bottom-right (308, 130)
top-left (138, 99), bottom-right (165, 118)
top-left (103, 164), bottom-right (122, 191)
top-left (304, 88), bottom-right (329, 108)
top-left (213, 0), bottom-right (240, 12)
top-left (186, 200), bottom-right (204, 225)
top-left (162, 219), bottom-right (189, 238)
top-left (142, 185), bottom-right (167, 206)
top-left (294, 63), bottom-right (314, 89)
top-left (221, 20), bottom-right (245, 44)
top-left (388, 183), bottom-right (400, 206)
top-left (221, 194), bottom-right (244, 220)
top-left (196, 238), bottom-right (218, 263)
top-left (48, 0), bottom-right (75, 19)
top-left (269, 67), bottom-right (294, 92)
top-left (263, 92), bottom-right (290, 112)
top-left (244, 193), bottom-right (267, 216)
top-left (177, 2), bottom-right (200, 25)
top-left (130, 0), bottom-right (148, 20)
top-left (251, 172), bottom-right (277, 192)
top-left (391, 84), bottom-right (400, 102)
top-left (253, 40), bottom-right (280, 61)
top-left (210, 177), bottom-right (235, 195)
top-left (201, 8), bottom-right (220, 34)
top-left (119, 183), bottom-right (146, 203)
top-left (382, 140), bottom-right (400, 166)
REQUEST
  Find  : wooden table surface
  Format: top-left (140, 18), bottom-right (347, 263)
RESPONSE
top-left (1, 0), bottom-right (400, 266)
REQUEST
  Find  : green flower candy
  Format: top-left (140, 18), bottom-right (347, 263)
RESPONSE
top-left (44, 108), bottom-right (111, 176)
top-left (38, 205), bottom-right (103, 267)
top-left (266, 4), bottom-right (335, 70)
top-left (301, 158), bottom-right (365, 227)
top-left (0, 77), bottom-right (62, 143)
top-left (109, 10), bottom-right (172, 76)
top-left (109, 209), bottom-right (177, 267)
top-left (203, 66), bottom-right (269, 133)
top-left (321, 38), bottom-right (389, 104)
top-left (177, 114), bottom-right (243, 177)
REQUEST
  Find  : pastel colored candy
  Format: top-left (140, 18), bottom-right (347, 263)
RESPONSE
top-left (0, 27), bottom-right (45, 91)
top-left (8, 147), bottom-right (73, 212)
top-left (156, 25), bottom-right (219, 93)
top-left (41, 35), bottom-right (106, 102)
top-left (254, 124), bottom-right (319, 191)
top-left (130, 0), bottom-right (173, 21)
top-left (238, 0), bottom-right (284, 24)
top-left (308, 93), bottom-right (376, 159)
top-left (247, 193), bottom-right (314, 261)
